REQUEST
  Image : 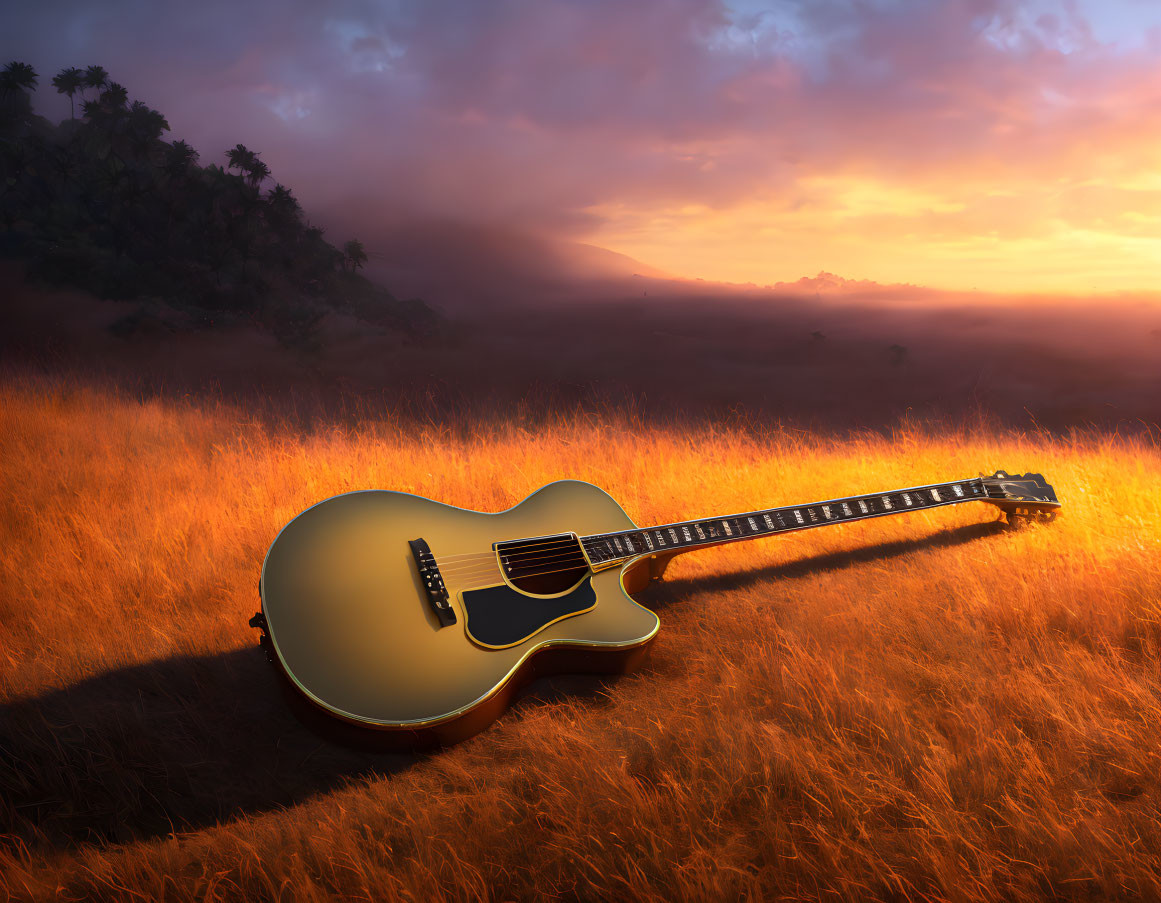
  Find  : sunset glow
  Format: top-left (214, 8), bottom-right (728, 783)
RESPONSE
top-left (588, 171), bottom-right (1161, 292)
top-left (4, 0), bottom-right (1160, 292)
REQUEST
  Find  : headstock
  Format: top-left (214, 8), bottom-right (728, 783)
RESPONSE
top-left (980, 471), bottom-right (1061, 519)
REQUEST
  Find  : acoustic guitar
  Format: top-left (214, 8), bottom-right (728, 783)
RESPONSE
top-left (252, 471), bottom-right (1060, 746)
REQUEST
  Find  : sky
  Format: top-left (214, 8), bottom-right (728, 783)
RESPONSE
top-left (4, 0), bottom-right (1160, 293)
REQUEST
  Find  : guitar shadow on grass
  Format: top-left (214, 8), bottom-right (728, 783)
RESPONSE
top-left (0, 520), bottom-right (1009, 852)
top-left (0, 646), bottom-right (421, 851)
top-left (646, 518), bottom-right (1010, 603)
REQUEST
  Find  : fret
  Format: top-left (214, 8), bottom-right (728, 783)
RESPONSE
top-left (581, 478), bottom-right (988, 569)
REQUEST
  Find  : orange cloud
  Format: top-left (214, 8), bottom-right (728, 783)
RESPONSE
top-left (6, 0), bottom-right (1161, 292)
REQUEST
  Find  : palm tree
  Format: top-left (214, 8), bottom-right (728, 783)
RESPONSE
top-left (165, 139), bottom-right (198, 176)
top-left (82, 65), bottom-right (108, 98)
top-left (127, 99), bottom-right (169, 153)
top-left (265, 183), bottom-right (301, 228)
top-left (266, 183), bottom-right (299, 215)
top-left (343, 239), bottom-right (368, 271)
top-left (1, 62), bottom-right (38, 94)
top-left (226, 143), bottom-right (255, 179)
top-left (52, 67), bottom-right (84, 118)
top-left (245, 157), bottom-right (270, 187)
top-left (100, 81), bottom-right (129, 110)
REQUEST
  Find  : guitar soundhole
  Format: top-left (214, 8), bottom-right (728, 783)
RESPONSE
top-left (496, 534), bottom-right (591, 596)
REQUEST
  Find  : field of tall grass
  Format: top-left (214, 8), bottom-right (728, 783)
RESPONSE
top-left (2, 376), bottom-right (1160, 901)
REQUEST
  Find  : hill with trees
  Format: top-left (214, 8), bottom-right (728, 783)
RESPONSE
top-left (0, 61), bottom-right (436, 347)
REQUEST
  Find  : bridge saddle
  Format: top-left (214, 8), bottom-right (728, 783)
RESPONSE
top-left (408, 538), bottom-right (456, 627)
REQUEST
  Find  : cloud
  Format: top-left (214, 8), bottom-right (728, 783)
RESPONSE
top-left (2, 0), bottom-right (1159, 290)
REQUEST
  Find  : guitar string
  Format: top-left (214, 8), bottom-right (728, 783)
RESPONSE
top-left (454, 562), bottom-right (595, 591)
top-left (427, 536), bottom-right (580, 562)
top-left (422, 483), bottom-right (1009, 593)
top-left (420, 546), bottom-right (593, 572)
top-left (417, 555), bottom-right (585, 580)
top-left (429, 510), bottom-right (1003, 591)
top-left (424, 543), bottom-right (645, 574)
top-left (426, 506), bottom-right (905, 574)
top-left (425, 493), bottom-right (946, 567)
top-left (441, 498), bottom-right (990, 580)
top-left (420, 539), bottom-right (580, 566)
top-left (416, 547), bottom-right (577, 569)
top-left (423, 483), bottom-right (988, 575)
top-left (421, 529), bottom-right (665, 568)
top-left (430, 559), bottom-right (586, 579)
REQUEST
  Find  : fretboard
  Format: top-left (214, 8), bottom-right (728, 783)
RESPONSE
top-left (580, 477), bottom-right (989, 568)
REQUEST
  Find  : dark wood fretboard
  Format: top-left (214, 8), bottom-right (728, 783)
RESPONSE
top-left (580, 477), bottom-right (990, 568)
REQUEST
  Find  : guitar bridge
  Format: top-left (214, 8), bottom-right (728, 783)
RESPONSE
top-left (408, 538), bottom-right (456, 627)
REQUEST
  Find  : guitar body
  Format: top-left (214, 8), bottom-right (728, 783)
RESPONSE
top-left (259, 481), bottom-right (663, 747)
top-left (257, 469), bottom-right (1058, 747)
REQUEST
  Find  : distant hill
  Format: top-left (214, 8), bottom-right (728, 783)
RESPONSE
top-left (0, 60), bottom-right (437, 347)
top-left (297, 211), bottom-right (672, 311)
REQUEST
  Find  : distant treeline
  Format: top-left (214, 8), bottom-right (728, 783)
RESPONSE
top-left (0, 62), bottom-right (436, 345)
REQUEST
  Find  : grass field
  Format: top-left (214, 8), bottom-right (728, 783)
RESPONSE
top-left (2, 376), bottom-right (1160, 901)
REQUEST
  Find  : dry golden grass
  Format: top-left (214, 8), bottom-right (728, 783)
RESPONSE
top-left (2, 376), bottom-right (1160, 901)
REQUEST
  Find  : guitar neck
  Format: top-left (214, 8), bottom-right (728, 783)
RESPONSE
top-left (580, 476), bottom-right (990, 568)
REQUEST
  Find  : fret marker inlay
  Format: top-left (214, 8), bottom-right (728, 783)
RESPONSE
top-left (579, 477), bottom-right (993, 572)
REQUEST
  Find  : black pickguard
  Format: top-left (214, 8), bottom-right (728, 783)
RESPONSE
top-left (461, 579), bottom-right (596, 647)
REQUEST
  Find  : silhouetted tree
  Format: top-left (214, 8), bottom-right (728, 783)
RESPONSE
top-left (164, 139), bottom-right (198, 176)
top-left (1, 61), bottom-right (37, 92)
top-left (0, 59), bottom-right (437, 343)
top-left (226, 143), bottom-right (255, 179)
top-left (52, 66), bottom-right (84, 118)
top-left (0, 61), bottom-right (37, 131)
top-left (82, 65), bottom-right (108, 98)
top-left (343, 239), bottom-right (368, 271)
top-left (101, 81), bottom-right (128, 110)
